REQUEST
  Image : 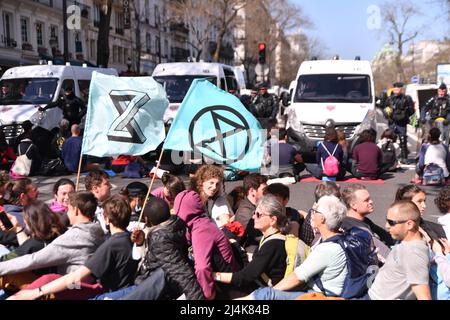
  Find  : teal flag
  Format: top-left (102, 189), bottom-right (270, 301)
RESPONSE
top-left (163, 79), bottom-right (264, 171)
top-left (81, 72), bottom-right (168, 157)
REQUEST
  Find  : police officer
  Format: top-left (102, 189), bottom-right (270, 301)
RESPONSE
top-left (39, 86), bottom-right (86, 127)
top-left (251, 82), bottom-right (279, 130)
top-left (420, 83), bottom-right (450, 144)
top-left (382, 82), bottom-right (414, 164)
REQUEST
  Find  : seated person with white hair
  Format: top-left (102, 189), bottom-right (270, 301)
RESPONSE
top-left (244, 195), bottom-right (348, 300)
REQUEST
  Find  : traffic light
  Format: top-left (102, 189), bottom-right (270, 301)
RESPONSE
top-left (258, 42), bottom-right (266, 64)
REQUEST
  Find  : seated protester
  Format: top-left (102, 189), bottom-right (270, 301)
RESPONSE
top-left (61, 124), bottom-right (85, 173)
top-left (119, 181), bottom-right (148, 232)
top-left (337, 130), bottom-right (349, 166)
top-left (430, 238), bottom-right (450, 300)
top-left (377, 128), bottom-right (400, 172)
top-left (234, 174), bottom-right (268, 253)
top-left (226, 186), bottom-right (246, 214)
top-left (299, 181), bottom-right (341, 246)
top-left (0, 171), bottom-right (8, 207)
top-left (111, 155), bottom-right (146, 174)
top-left (15, 135), bottom-right (41, 177)
top-left (435, 186), bottom-right (450, 238)
top-left (0, 131), bottom-right (15, 171)
top-left (48, 119), bottom-right (70, 160)
top-left (190, 165), bottom-right (234, 229)
top-left (10, 121), bottom-right (33, 154)
top-left (84, 169), bottom-right (112, 235)
top-left (263, 183), bottom-right (303, 237)
top-left (49, 178), bottom-right (75, 227)
top-left (0, 179), bottom-right (39, 247)
top-left (95, 198), bottom-right (204, 300)
top-left (213, 195), bottom-right (288, 297)
top-left (266, 129), bottom-right (305, 180)
top-left (174, 190), bottom-right (239, 300)
top-left (8, 195), bottom-right (138, 300)
top-left (396, 185), bottom-right (447, 240)
top-left (368, 201), bottom-right (431, 300)
top-left (151, 172), bottom-right (186, 209)
top-left (0, 201), bottom-right (66, 295)
top-left (0, 192), bottom-right (104, 290)
top-left (305, 127), bottom-right (346, 180)
top-left (341, 184), bottom-right (393, 262)
top-left (415, 127), bottom-right (450, 183)
top-left (351, 129), bottom-right (384, 179)
top-left (245, 195), bottom-right (348, 300)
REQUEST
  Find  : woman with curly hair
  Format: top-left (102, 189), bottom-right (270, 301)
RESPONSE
top-left (435, 186), bottom-right (450, 239)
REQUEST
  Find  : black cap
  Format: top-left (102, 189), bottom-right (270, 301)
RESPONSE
top-left (259, 82), bottom-right (269, 89)
top-left (392, 82), bottom-right (404, 88)
top-left (125, 181), bottom-right (148, 198)
top-left (439, 83), bottom-right (447, 90)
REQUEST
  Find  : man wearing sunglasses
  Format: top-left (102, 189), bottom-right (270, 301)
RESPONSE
top-left (368, 200), bottom-right (431, 300)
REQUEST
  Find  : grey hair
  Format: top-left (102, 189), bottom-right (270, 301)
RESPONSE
top-left (256, 194), bottom-right (288, 234)
top-left (316, 195), bottom-right (347, 231)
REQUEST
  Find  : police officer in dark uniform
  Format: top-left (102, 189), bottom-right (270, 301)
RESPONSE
top-left (39, 86), bottom-right (86, 127)
top-left (420, 83), bottom-right (450, 144)
top-left (250, 82), bottom-right (279, 130)
top-left (382, 82), bottom-right (414, 164)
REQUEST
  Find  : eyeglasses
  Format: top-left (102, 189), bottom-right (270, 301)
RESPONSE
top-left (386, 218), bottom-right (409, 226)
top-left (311, 208), bottom-right (325, 216)
top-left (254, 210), bottom-right (271, 219)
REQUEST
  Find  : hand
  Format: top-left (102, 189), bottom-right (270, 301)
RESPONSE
top-left (7, 288), bottom-right (40, 300)
top-left (432, 239), bottom-right (445, 255)
top-left (131, 229), bottom-right (145, 246)
top-left (7, 213), bottom-right (20, 230)
top-left (439, 238), bottom-right (450, 254)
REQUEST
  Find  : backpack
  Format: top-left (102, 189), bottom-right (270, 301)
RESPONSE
top-left (320, 142), bottom-right (339, 176)
top-left (423, 163), bottom-right (445, 186)
top-left (381, 140), bottom-right (397, 165)
top-left (258, 233), bottom-right (310, 284)
top-left (313, 227), bottom-right (378, 299)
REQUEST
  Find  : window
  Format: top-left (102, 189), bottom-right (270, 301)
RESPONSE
top-left (113, 45), bottom-right (118, 63)
top-left (154, 5), bottom-right (160, 27)
top-left (20, 17), bottom-right (29, 43)
top-left (155, 36), bottom-right (160, 54)
top-left (115, 11), bottom-right (124, 35)
top-left (146, 33), bottom-right (151, 53)
top-left (78, 80), bottom-right (90, 102)
top-left (90, 39), bottom-right (96, 59)
top-left (164, 40), bottom-right (169, 58)
top-left (2, 11), bottom-right (14, 46)
top-left (36, 22), bottom-right (44, 46)
top-left (118, 46), bottom-right (123, 64)
top-left (124, 49), bottom-right (128, 64)
top-left (50, 25), bottom-right (58, 47)
top-left (93, 4), bottom-right (100, 27)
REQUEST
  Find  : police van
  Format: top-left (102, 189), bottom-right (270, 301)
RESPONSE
top-left (284, 58), bottom-right (377, 154)
top-left (0, 63), bottom-right (118, 143)
top-left (152, 62), bottom-right (239, 125)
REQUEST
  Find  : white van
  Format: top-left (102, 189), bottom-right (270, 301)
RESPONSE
top-left (285, 59), bottom-right (376, 153)
top-left (0, 63), bottom-right (118, 143)
top-left (152, 62), bottom-right (239, 124)
top-left (405, 83), bottom-right (438, 119)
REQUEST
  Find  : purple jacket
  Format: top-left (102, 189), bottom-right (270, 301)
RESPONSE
top-left (174, 190), bottom-right (238, 299)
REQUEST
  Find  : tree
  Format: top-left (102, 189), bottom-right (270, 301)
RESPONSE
top-left (97, 0), bottom-right (113, 67)
top-left (212, 0), bottom-right (246, 62)
top-left (380, 1), bottom-right (421, 82)
top-left (170, 0), bottom-right (216, 61)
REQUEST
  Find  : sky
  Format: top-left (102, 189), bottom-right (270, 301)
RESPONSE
top-left (290, 0), bottom-right (448, 61)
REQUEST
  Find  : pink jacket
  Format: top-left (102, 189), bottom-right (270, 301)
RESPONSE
top-left (174, 190), bottom-right (238, 299)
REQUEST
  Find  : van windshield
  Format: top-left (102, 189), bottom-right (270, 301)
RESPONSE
top-left (0, 78), bottom-right (58, 105)
top-left (294, 74), bottom-right (372, 103)
top-left (154, 75), bottom-right (216, 103)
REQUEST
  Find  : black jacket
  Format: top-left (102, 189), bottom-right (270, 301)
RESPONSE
top-left (382, 94), bottom-right (414, 126)
top-left (136, 216), bottom-right (204, 300)
top-left (44, 93), bottom-right (86, 124)
top-left (422, 95), bottom-right (450, 121)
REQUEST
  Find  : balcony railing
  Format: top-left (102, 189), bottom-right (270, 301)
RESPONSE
top-left (1, 37), bottom-right (17, 48)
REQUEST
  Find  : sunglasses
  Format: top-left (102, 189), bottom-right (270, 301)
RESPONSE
top-left (254, 210), bottom-right (271, 219)
top-left (386, 218), bottom-right (409, 226)
top-left (311, 208), bottom-right (325, 216)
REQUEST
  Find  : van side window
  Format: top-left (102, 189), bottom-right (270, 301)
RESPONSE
top-left (220, 78), bottom-right (226, 91)
top-left (224, 68), bottom-right (238, 91)
top-left (78, 80), bottom-right (90, 102)
top-left (60, 79), bottom-right (75, 97)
